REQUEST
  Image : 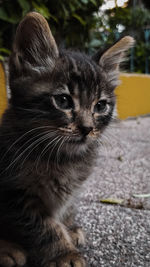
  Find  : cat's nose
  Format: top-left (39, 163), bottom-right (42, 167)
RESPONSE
top-left (79, 126), bottom-right (93, 136)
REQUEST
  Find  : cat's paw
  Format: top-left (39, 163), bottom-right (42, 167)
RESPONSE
top-left (69, 227), bottom-right (85, 247)
top-left (49, 252), bottom-right (86, 267)
top-left (0, 240), bottom-right (26, 267)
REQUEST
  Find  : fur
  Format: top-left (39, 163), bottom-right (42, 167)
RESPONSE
top-left (0, 12), bottom-right (134, 267)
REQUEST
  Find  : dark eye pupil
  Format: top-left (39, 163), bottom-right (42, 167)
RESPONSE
top-left (60, 96), bottom-right (67, 104)
top-left (54, 94), bottom-right (73, 109)
top-left (95, 100), bottom-right (107, 113)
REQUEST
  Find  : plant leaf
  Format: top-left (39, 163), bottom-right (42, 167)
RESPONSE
top-left (49, 14), bottom-right (58, 23)
top-left (32, 1), bottom-right (50, 19)
top-left (17, 0), bottom-right (30, 13)
top-left (0, 48), bottom-right (11, 55)
top-left (80, 0), bottom-right (88, 4)
top-left (0, 7), bottom-right (20, 23)
top-left (72, 14), bottom-right (86, 26)
top-left (89, 39), bottom-right (101, 47)
top-left (133, 193), bottom-right (150, 198)
top-left (100, 198), bottom-right (124, 205)
top-left (0, 7), bottom-right (9, 21)
top-left (0, 55), bottom-right (4, 61)
top-left (90, 0), bottom-right (97, 6)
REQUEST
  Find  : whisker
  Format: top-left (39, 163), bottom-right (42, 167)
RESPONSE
top-left (0, 126), bottom-right (56, 163)
top-left (35, 133), bottom-right (61, 172)
top-left (20, 132), bottom-right (58, 170)
top-left (11, 131), bottom-right (52, 163)
top-left (4, 131), bottom-right (57, 175)
top-left (55, 136), bottom-right (67, 169)
top-left (15, 107), bottom-right (50, 115)
top-left (46, 136), bottom-right (62, 171)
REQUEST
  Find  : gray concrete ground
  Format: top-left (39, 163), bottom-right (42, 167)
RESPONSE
top-left (76, 116), bottom-right (150, 267)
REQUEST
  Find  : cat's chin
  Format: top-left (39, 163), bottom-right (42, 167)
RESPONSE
top-left (65, 142), bottom-right (88, 156)
top-left (67, 135), bottom-right (87, 144)
top-left (61, 135), bottom-right (95, 156)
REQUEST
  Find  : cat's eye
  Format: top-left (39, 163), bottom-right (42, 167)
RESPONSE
top-left (94, 100), bottom-right (107, 113)
top-left (53, 94), bottom-right (74, 110)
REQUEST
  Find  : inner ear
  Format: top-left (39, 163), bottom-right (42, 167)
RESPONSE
top-left (12, 12), bottom-right (58, 72)
top-left (98, 36), bottom-right (135, 71)
top-left (92, 36), bottom-right (135, 89)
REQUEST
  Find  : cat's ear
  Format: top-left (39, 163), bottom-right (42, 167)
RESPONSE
top-left (12, 12), bottom-right (58, 74)
top-left (93, 36), bottom-right (135, 87)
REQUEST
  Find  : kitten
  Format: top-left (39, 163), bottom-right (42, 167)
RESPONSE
top-left (0, 12), bottom-right (134, 267)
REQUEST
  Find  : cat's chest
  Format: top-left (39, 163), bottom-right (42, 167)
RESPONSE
top-left (36, 160), bottom-right (92, 218)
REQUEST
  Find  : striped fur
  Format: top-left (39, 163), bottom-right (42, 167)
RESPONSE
top-left (0, 12), bottom-right (134, 267)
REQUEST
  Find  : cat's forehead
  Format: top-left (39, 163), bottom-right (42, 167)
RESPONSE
top-left (32, 51), bottom-right (110, 109)
top-left (51, 51), bottom-right (104, 99)
top-left (61, 51), bottom-right (101, 84)
top-left (33, 51), bottom-right (109, 105)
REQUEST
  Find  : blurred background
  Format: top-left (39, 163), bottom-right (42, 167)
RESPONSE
top-left (0, 0), bottom-right (150, 73)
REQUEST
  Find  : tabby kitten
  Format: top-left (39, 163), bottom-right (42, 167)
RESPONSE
top-left (0, 12), bottom-right (134, 267)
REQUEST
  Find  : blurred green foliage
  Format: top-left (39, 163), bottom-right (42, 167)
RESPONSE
top-left (0, 0), bottom-right (150, 73)
top-left (106, 5), bottom-right (150, 73)
top-left (0, 0), bottom-right (103, 53)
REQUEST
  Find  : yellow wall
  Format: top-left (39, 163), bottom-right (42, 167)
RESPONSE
top-left (0, 62), bottom-right (7, 117)
top-left (116, 73), bottom-right (150, 119)
top-left (0, 65), bottom-right (150, 120)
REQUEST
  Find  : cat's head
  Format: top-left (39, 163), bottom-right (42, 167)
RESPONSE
top-left (9, 12), bottom-right (134, 156)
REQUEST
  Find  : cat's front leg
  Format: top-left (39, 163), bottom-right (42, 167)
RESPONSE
top-left (63, 212), bottom-right (86, 247)
top-left (28, 218), bottom-right (86, 267)
top-left (0, 240), bottom-right (27, 267)
top-left (69, 226), bottom-right (86, 247)
top-left (49, 252), bottom-right (86, 267)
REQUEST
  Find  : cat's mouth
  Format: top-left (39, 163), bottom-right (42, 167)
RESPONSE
top-left (58, 127), bottom-right (99, 144)
top-left (59, 127), bottom-right (99, 137)
top-left (59, 127), bottom-right (80, 136)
